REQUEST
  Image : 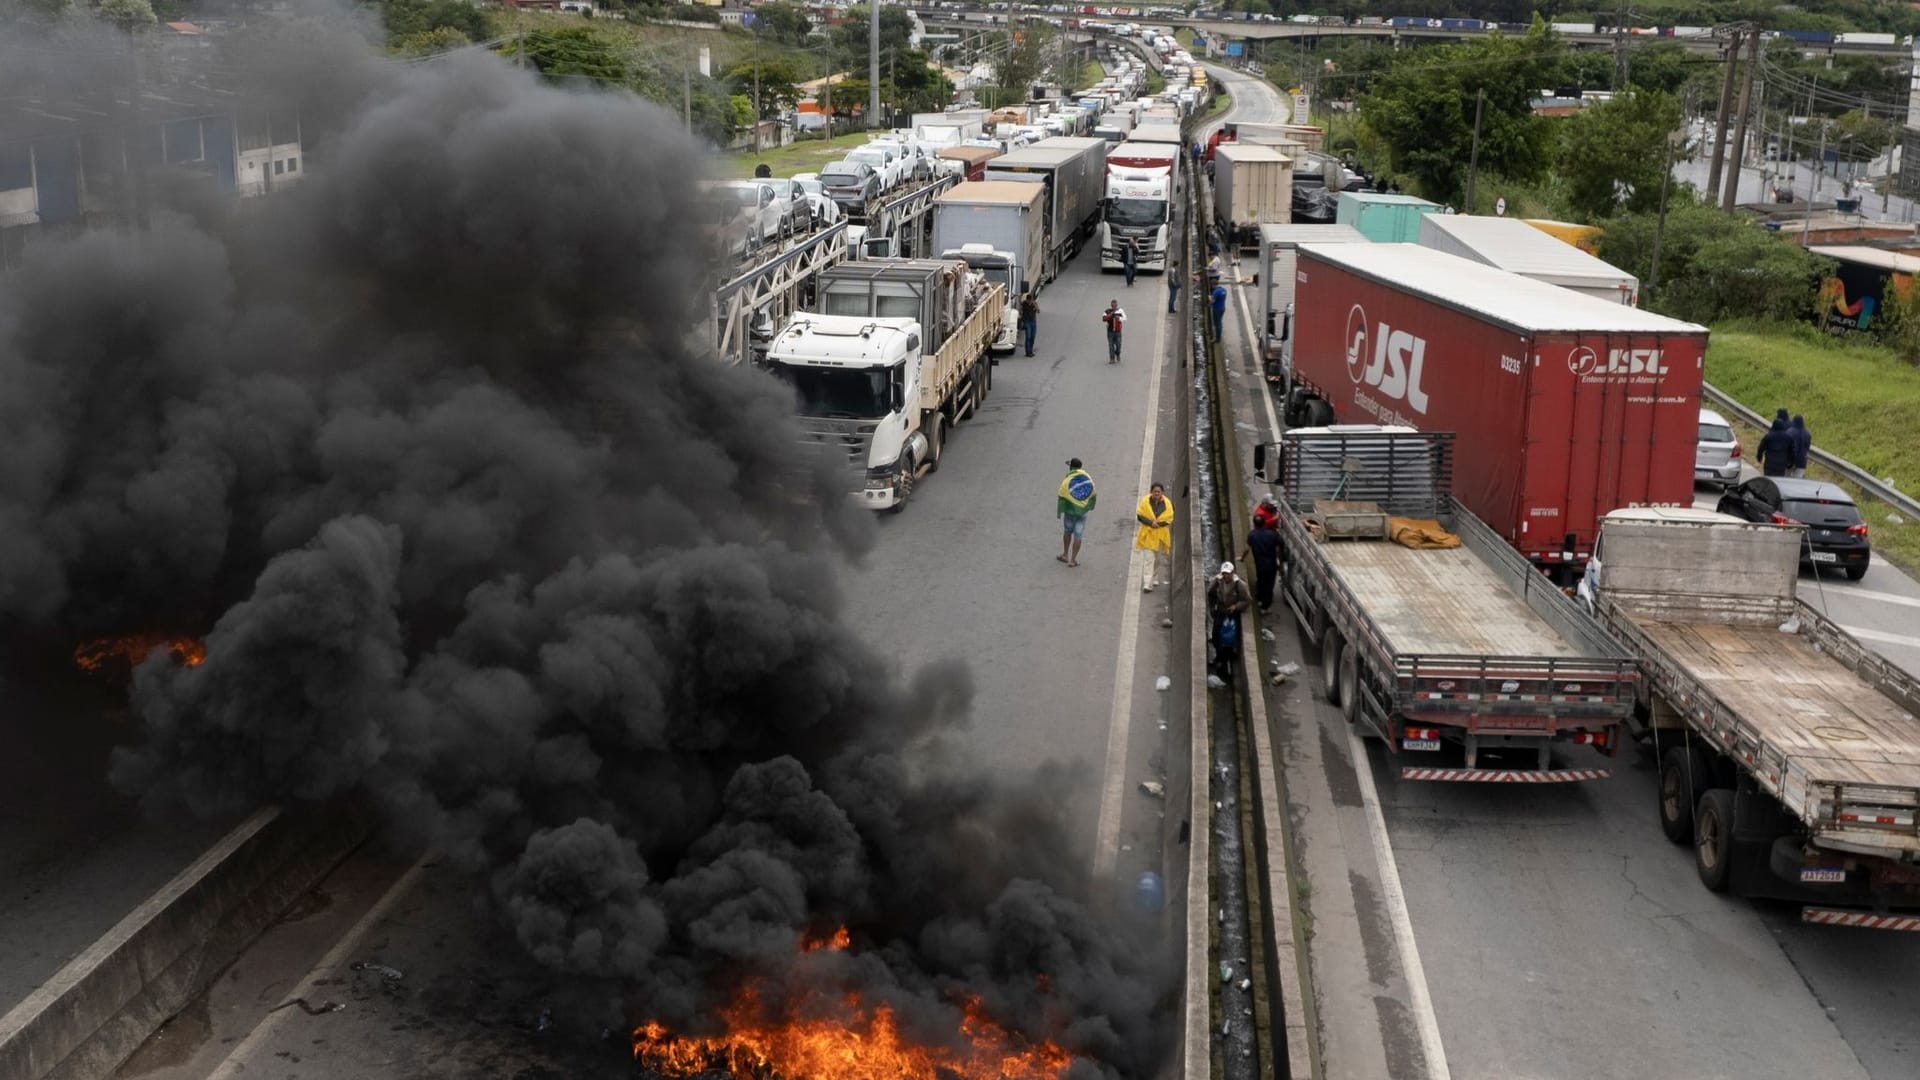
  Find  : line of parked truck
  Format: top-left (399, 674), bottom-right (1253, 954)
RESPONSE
top-left (1235, 218), bottom-right (1920, 923)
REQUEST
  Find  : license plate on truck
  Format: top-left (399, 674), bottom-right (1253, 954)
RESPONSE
top-left (1800, 867), bottom-right (1847, 883)
top-left (1812, 551), bottom-right (1838, 563)
top-left (1402, 739), bottom-right (1441, 751)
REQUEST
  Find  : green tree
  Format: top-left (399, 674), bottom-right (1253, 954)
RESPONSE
top-left (384, 0), bottom-right (491, 43)
top-left (510, 26), bottom-right (631, 85)
top-left (1558, 90), bottom-right (1683, 221)
top-left (751, 1), bottom-right (812, 47)
top-left (1360, 19), bottom-right (1560, 202)
top-left (94, 0), bottom-right (155, 28)
top-left (991, 19), bottom-right (1060, 99)
top-left (393, 25), bottom-right (471, 56)
top-left (1597, 197), bottom-right (1833, 324)
top-left (725, 55), bottom-right (808, 113)
top-left (832, 4), bottom-right (914, 70)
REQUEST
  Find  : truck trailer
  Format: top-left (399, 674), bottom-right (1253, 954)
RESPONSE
top-left (767, 259), bottom-right (1004, 511)
top-left (1256, 223), bottom-right (1367, 384)
top-left (1212, 144), bottom-right (1294, 248)
top-left (1580, 508), bottom-right (1920, 921)
top-left (1418, 213), bottom-right (1639, 305)
top-left (1258, 427), bottom-right (1638, 780)
top-left (1282, 243), bottom-right (1707, 580)
top-left (983, 137), bottom-right (1108, 285)
top-left (931, 181), bottom-right (1047, 354)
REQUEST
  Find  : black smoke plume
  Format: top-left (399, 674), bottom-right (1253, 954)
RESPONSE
top-left (0, 8), bottom-right (1170, 1074)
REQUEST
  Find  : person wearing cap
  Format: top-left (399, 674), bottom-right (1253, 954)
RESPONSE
top-left (1057, 458), bottom-right (1097, 567)
top-left (1207, 561), bottom-right (1253, 678)
top-left (1134, 482), bottom-right (1175, 592)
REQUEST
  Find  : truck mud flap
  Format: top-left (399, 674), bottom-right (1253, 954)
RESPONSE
top-left (1400, 766), bottom-right (1612, 783)
top-left (1801, 907), bottom-right (1920, 930)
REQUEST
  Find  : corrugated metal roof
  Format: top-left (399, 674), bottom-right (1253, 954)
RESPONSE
top-left (1418, 214), bottom-right (1637, 287)
top-left (1297, 243), bottom-right (1706, 334)
top-left (1809, 245), bottom-right (1920, 274)
top-left (1259, 224), bottom-right (1365, 246)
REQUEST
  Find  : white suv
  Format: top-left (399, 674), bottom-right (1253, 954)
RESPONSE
top-left (843, 145), bottom-right (904, 192)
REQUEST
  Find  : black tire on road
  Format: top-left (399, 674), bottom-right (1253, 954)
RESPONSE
top-left (1658, 746), bottom-right (1710, 845)
top-left (1320, 627), bottom-right (1344, 708)
top-left (1306, 398), bottom-right (1335, 427)
top-left (1339, 641), bottom-right (1360, 723)
top-left (1695, 788), bottom-right (1737, 892)
top-left (925, 414), bottom-right (944, 473)
top-left (1846, 565), bottom-right (1868, 581)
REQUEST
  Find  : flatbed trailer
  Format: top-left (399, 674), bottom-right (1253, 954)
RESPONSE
top-left (1262, 426), bottom-right (1638, 781)
top-left (1581, 508), bottom-right (1920, 922)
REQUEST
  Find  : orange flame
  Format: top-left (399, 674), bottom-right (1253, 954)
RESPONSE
top-left (73, 633), bottom-right (207, 674)
top-left (634, 982), bottom-right (1071, 1080)
top-left (801, 926), bottom-right (851, 953)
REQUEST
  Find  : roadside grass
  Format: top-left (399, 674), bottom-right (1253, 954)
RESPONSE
top-left (1079, 59), bottom-right (1104, 89)
top-left (1706, 321), bottom-right (1920, 573)
top-left (1207, 92), bottom-right (1230, 119)
top-left (720, 131), bottom-right (878, 179)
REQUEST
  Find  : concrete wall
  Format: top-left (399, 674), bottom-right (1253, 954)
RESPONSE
top-left (0, 806), bottom-right (369, 1080)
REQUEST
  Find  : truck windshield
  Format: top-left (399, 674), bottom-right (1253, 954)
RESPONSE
top-left (1108, 198), bottom-right (1167, 227)
top-left (773, 364), bottom-right (893, 419)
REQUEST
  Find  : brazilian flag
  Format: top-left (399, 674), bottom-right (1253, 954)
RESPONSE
top-left (1059, 469), bottom-right (1096, 514)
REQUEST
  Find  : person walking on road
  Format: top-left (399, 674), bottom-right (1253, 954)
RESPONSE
top-left (1241, 516), bottom-right (1280, 613)
top-left (1790, 414), bottom-right (1812, 478)
top-left (1207, 561), bottom-right (1253, 678)
top-left (1758, 416), bottom-right (1795, 477)
top-left (1058, 458), bottom-right (1097, 567)
top-left (1017, 291), bottom-right (1039, 358)
top-left (1167, 259), bottom-right (1180, 313)
top-left (1135, 482), bottom-right (1175, 592)
top-left (1210, 281), bottom-right (1228, 341)
top-left (1101, 300), bottom-right (1126, 363)
top-left (1123, 237), bottom-right (1139, 287)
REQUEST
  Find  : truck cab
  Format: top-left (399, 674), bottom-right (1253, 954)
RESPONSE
top-left (1100, 169), bottom-right (1171, 272)
top-left (768, 314), bottom-right (926, 509)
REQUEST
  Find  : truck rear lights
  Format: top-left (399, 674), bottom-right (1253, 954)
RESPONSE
top-left (1402, 727), bottom-right (1440, 741)
top-left (1838, 809), bottom-right (1915, 828)
top-left (1848, 523), bottom-right (1870, 537)
top-left (1770, 512), bottom-right (1793, 526)
top-left (1569, 730), bottom-right (1609, 747)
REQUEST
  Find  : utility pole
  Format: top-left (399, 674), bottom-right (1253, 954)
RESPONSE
top-left (1611, 0), bottom-right (1630, 91)
top-left (869, 0), bottom-right (881, 130)
top-left (1722, 29), bottom-right (1760, 211)
top-left (1649, 89), bottom-right (1693, 303)
top-left (1706, 27), bottom-right (1743, 203)
top-left (1465, 87), bottom-right (1485, 211)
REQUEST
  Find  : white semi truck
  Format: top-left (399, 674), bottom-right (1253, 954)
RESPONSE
top-left (767, 259), bottom-right (1003, 512)
top-left (1099, 140), bottom-right (1177, 273)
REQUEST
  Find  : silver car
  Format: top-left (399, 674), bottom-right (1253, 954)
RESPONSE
top-left (1695, 407), bottom-right (1743, 488)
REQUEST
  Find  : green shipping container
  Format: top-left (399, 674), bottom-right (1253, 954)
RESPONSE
top-left (1335, 192), bottom-right (1443, 244)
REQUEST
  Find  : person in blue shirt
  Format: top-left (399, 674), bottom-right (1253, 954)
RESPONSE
top-left (1210, 282), bottom-right (1228, 340)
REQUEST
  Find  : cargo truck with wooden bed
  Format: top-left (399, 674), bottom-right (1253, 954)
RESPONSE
top-left (1579, 508), bottom-right (1920, 924)
top-left (1256, 426), bottom-right (1639, 781)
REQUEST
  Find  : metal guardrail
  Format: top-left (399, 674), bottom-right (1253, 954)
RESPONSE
top-left (1700, 381), bottom-right (1920, 520)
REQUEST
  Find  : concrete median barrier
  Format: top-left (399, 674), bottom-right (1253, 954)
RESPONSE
top-left (0, 804), bottom-right (370, 1080)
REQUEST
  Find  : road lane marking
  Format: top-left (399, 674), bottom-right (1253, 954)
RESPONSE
top-left (1827, 586), bottom-right (1920, 610)
top-left (1349, 731), bottom-right (1453, 1080)
top-left (1091, 289), bottom-right (1172, 882)
top-left (208, 857), bottom-right (431, 1080)
top-left (1211, 71), bottom-right (1451, 1077)
top-left (1840, 625), bottom-right (1920, 650)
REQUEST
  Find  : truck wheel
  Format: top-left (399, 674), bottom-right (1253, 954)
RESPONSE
top-left (1658, 746), bottom-right (1710, 845)
top-left (1320, 627), bottom-right (1344, 708)
top-left (1694, 788), bottom-right (1737, 892)
top-left (1306, 398), bottom-right (1335, 427)
top-left (887, 455), bottom-right (914, 513)
top-left (1339, 642), bottom-right (1359, 723)
top-left (925, 415), bottom-right (944, 473)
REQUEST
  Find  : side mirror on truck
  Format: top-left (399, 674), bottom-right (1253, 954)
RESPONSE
top-left (1253, 441), bottom-right (1277, 481)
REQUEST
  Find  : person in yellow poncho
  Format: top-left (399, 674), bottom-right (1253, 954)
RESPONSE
top-left (1135, 482), bottom-right (1174, 592)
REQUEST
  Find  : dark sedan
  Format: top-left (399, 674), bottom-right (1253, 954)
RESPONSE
top-left (1716, 477), bottom-right (1872, 580)
top-left (818, 162), bottom-right (879, 214)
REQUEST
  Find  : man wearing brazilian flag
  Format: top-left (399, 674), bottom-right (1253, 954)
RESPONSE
top-left (1057, 458), bottom-right (1097, 567)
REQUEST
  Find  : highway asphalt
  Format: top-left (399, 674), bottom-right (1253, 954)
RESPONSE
top-left (1213, 65), bottom-right (1920, 1080)
top-left (107, 100), bottom-right (1198, 1079)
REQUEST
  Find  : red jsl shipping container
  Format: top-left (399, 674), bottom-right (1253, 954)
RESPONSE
top-left (1285, 243), bottom-right (1707, 578)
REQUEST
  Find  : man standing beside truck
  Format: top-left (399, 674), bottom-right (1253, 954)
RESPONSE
top-left (1018, 291), bottom-right (1040, 357)
top-left (1058, 458), bottom-right (1097, 567)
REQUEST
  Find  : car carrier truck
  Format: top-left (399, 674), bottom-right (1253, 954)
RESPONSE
top-left (1282, 242), bottom-right (1708, 582)
top-left (1579, 508), bottom-right (1920, 923)
top-left (766, 259), bottom-right (1003, 511)
top-left (1256, 426), bottom-right (1639, 781)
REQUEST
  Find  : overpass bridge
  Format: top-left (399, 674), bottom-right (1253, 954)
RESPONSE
top-left (914, 7), bottom-right (1912, 59)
